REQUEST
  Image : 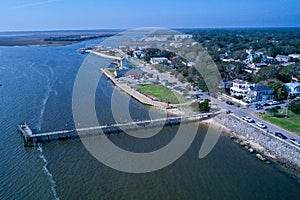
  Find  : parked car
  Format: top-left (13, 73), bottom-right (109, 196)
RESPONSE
top-left (225, 110), bottom-right (231, 114)
top-left (226, 101), bottom-right (234, 105)
top-left (275, 132), bottom-right (288, 140)
top-left (256, 122), bottom-right (267, 129)
top-left (290, 139), bottom-right (300, 147)
top-left (245, 117), bottom-right (254, 123)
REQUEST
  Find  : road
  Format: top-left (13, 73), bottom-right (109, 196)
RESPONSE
top-left (203, 93), bottom-right (300, 142)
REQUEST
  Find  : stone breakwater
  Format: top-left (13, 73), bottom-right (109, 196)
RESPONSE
top-left (214, 113), bottom-right (300, 170)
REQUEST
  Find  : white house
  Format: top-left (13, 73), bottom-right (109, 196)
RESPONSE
top-left (285, 82), bottom-right (300, 97)
top-left (230, 79), bottom-right (255, 97)
top-left (230, 79), bottom-right (274, 102)
top-left (150, 57), bottom-right (168, 64)
top-left (174, 34), bottom-right (193, 41)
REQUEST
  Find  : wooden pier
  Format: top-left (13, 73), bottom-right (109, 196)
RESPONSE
top-left (17, 113), bottom-right (212, 147)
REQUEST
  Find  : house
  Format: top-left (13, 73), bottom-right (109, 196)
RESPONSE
top-left (114, 68), bottom-right (145, 79)
top-left (219, 80), bottom-right (233, 89)
top-left (230, 79), bottom-right (255, 97)
top-left (247, 85), bottom-right (275, 102)
top-left (174, 34), bottom-right (193, 41)
top-left (181, 61), bottom-right (195, 67)
top-left (289, 54), bottom-right (300, 59)
top-left (133, 50), bottom-right (145, 58)
top-left (276, 55), bottom-right (292, 62)
top-left (262, 56), bottom-right (276, 64)
top-left (285, 82), bottom-right (300, 97)
top-left (150, 57), bottom-right (168, 64)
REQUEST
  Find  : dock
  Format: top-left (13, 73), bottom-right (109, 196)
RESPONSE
top-left (17, 113), bottom-right (212, 147)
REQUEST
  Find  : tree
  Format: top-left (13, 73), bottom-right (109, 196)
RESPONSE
top-left (253, 66), bottom-right (278, 83)
top-left (268, 82), bottom-right (288, 100)
top-left (288, 99), bottom-right (300, 115)
top-left (266, 107), bottom-right (279, 116)
top-left (198, 99), bottom-right (211, 112)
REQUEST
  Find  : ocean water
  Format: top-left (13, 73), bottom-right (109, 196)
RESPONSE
top-left (0, 39), bottom-right (299, 200)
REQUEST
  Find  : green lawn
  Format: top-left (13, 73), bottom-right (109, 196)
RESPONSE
top-left (108, 68), bottom-right (116, 74)
top-left (262, 110), bottom-right (300, 135)
top-left (137, 84), bottom-right (185, 104)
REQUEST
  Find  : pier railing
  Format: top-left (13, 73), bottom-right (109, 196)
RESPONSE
top-left (17, 113), bottom-right (212, 147)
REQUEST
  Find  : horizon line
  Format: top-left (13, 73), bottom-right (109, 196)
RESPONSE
top-left (1, 26), bottom-right (300, 33)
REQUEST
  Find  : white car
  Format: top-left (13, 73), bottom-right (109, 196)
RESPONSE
top-left (242, 116), bottom-right (254, 123)
top-left (256, 122), bottom-right (267, 129)
top-left (290, 139), bottom-right (300, 147)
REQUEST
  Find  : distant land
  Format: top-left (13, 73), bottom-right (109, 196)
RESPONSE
top-left (1, 27), bottom-right (300, 47)
top-left (0, 30), bottom-right (122, 46)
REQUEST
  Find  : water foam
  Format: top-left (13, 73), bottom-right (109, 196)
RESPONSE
top-left (36, 65), bottom-right (60, 199)
top-left (37, 65), bottom-right (56, 130)
top-left (37, 144), bottom-right (60, 200)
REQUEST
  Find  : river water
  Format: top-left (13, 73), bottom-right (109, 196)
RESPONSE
top-left (0, 39), bottom-right (299, 200)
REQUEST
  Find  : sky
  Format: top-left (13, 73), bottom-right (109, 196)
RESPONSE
top-left (0, 0), bottom-right (300, 31)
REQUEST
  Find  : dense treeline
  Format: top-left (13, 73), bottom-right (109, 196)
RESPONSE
top-left (189, 28), bottom-right (300, 61)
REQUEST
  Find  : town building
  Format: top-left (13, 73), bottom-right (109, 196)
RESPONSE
top-left (230, 79), bottom-right (255, 97)
top-left (133, 50), bottom-right (145, 58)
top-left (115, 68), bottom-right (145, 79)
top-left (174, 34), bottom-right (193, 41)
top-left (288, 54), bottom-right (300, 59)
top-left (276, 55), bottom-right (292, 62)
top-left (247, 85), bottom-right (275, 102)
top-left (150, 57), bottom-right (169, 64)
top-left (285, 82), bottom-right (300, 98)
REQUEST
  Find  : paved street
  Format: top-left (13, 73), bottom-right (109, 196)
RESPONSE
top-left (205, 94), bottom-right (300, 142)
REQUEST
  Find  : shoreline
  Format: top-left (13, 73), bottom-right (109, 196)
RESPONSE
top-left (89, 50), bottom-right (122, 60)
top-left (101, 68), bottom-right (189, 116)
top-left (210, 113), bottom-right (300, 172)
top-left (96, 50), bottom-right (300, 175)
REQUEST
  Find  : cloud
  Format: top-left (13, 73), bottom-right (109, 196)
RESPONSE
top-left (12, 0), bottom-right (60, 9)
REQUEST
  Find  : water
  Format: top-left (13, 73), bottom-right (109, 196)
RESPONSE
top-left (0, 39), bottom-right (299, 200)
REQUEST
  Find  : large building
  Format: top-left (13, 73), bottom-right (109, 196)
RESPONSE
top-left (285, 82), bottom-right (300, 98)
top-left (230, 79), bottom-right (255, 97)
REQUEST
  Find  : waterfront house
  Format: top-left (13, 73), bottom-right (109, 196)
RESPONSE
top-left (247, 85), bottom-right (275, 102)
top-left (230, 79), bottom-right (274, 102)
top-left (230, 79), bottom-right (255, 97)
top-left (285, 82), bottom-right (300, 98)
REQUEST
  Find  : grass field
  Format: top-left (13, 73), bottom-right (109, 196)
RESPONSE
top-left (108, 68), bottom-right (116, 74)
top-left (137, 84), bottom-right (185, 104)
top-left (262, 110), bottom-right (300, 135)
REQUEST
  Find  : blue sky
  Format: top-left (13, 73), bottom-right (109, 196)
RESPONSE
top-left (1, 0), bottom-right (300, 31)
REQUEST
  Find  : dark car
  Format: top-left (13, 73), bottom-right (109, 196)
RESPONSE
top-left (226, 101), bottom-right (234, 105)
top-left (275, 132), bottom-right (288, 140)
